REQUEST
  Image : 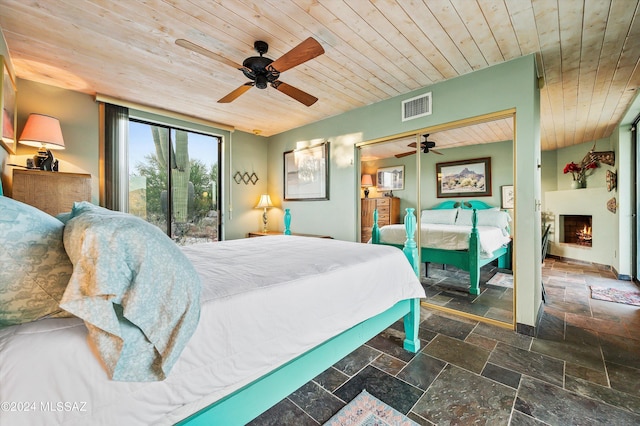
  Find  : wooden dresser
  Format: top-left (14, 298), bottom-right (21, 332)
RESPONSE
top-left (360, 197), bottom-right (400, 242)
top-left (12, 169), bottom-right (92, 216)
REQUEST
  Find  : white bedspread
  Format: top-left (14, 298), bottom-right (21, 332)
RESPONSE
top-left (0, 236), bottom-right (424, 426)
top-left (378, 223), bottom-right (511, 258)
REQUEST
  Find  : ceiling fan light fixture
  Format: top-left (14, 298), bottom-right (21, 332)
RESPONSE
top-left (255, 74), bottom-right (268, 89)
top-left (179, 37), bottom-right (324, 105)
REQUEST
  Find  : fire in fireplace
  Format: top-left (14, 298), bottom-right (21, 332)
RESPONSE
top-left (560, 215), bottom-right (592, 247)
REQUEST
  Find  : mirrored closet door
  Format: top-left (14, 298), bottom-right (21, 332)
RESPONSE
top-left (358, 111), bottom-right (516, 328)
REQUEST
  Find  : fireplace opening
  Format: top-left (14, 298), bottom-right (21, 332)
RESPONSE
top-left (560, 215), bottom-right (592, 247)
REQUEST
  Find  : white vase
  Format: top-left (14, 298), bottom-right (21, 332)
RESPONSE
top-left (571, 180), bottom-right (580, 189)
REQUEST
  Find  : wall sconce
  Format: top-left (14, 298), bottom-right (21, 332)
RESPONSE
top-left (18, 113), bottom-right (65, 171)
top-left (361, 174), bottom-right (373, 198)
top-left (255, 194), bottom-right (274, 233)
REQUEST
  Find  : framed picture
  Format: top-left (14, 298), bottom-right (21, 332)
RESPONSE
top-left (1, 55), bottom-right (17, 154)
top-left (501, 185), bottom-right (514, 209)
top-left (376, 165), bottom-right (404, 191)
top-left (283, 142), bottom-right (329, 200)
top-left (436, 157), bottom-right (491, 198)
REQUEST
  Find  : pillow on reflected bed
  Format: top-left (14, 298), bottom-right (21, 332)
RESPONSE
top-left (455, 208), bottom-right (511, 235)
top-left (0, 196), bottom-right (74, 327)
top-left (420, 208), bottom-right (458, 225)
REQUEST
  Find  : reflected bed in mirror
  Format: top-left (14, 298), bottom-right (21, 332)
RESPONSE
top-left (358, 111), bottom-right (516, 329)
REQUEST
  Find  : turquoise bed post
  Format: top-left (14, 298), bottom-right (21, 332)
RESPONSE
top-left (402, 208), bottom-right (419, 277)
top-left (371, 209), bottom-right (380, 244)
top-left (401, 208), bottom-right (420, 352)
top-left (284, 208), bottom-right (291, 235)
top-left (403, 298), bottom-right (421, 352)
top-left (469, 209), bottom-right (481, 295)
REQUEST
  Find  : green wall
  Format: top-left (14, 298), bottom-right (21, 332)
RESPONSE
top-left (267, 55), bottom-right (542, 329)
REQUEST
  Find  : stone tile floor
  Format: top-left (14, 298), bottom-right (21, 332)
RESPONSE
top-left (249, 258), bottom-right (640, 425)
top-left (421, 261), bottom-right (514, 323)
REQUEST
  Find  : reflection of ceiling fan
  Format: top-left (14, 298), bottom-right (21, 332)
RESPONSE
top-left (395, 134), bottom-right (443, 158)
top-left (175, 37), bottom-right (325, 106)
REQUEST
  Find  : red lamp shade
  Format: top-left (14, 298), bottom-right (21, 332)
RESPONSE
top-left (18, 113), bottom-right (65, 150)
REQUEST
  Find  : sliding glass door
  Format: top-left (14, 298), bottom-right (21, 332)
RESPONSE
top-left (128, 119), bottom-right (220, 245)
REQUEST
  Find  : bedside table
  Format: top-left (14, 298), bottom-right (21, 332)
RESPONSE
top-left (247, 231), bottom-right (333, 239)
top-left (12, 169), bottom-right (92, 216)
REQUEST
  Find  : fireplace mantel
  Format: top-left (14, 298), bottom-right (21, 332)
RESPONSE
top-left (544, 188), bottom-right (616, 266)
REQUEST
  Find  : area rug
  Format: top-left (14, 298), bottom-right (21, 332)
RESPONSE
top-left (486, 272), bottom-right (513, 288)
top-left (590, 286), bottom-right (640, 306)
top-left (324, 390), bottom-right (419, 426)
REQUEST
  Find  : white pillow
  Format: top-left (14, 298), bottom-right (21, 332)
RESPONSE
top-left (455, 208), bottom-right (511, 235)
top-left (421, 209), bottom-right (458, 225)
top-left (477, 210), bottom-right (511, 227)
top-left (454, 208), bottom-right (474, 226)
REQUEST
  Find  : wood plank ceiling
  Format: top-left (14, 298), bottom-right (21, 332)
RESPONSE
top-left (1, 0), bottom-right (639, 153)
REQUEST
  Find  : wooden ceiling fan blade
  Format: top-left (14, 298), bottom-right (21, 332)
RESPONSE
top-left (395, 151), bottom-right (416, 158)
top-left (218, 83), bottom-right (254, 103)
top-left (175, 39), bottom-right (245, 70)
top-left (431, 149), bottom-right (444, 155)
top-left (268, 37), bottom-right (325, 73)
top-left (273, 81), bottom-right (318, 106)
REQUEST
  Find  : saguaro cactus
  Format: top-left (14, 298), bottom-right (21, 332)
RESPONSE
top-left (152, 127), bottom-right (191, 223)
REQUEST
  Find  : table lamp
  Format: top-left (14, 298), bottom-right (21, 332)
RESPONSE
top-left (361, 174), bottom-right (373, 198)
top-left (255, 194), bottom-right (274, 233)
top-left (18, 113), bottom-right (65, 171)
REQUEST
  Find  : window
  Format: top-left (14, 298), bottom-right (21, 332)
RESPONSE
top-left (127, 119), bottom-right (221, 245)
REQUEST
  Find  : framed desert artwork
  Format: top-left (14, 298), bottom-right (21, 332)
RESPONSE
top-left (436, 157), bottom-right (491, 198)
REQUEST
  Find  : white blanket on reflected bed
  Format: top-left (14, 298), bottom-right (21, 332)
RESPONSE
top-left (0, 236), bottom-right (424, 426)
top-left (378, 223), bottom-right (511, 258)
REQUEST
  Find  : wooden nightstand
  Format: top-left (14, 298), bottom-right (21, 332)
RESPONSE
top-left (247, 231), bottom-right (333, 239)
top-left (12, 169), bottom-right (92, 216)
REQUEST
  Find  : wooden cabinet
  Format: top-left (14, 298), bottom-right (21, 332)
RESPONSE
top-left (12, 169), bottom-right (92, 216)
top-left (361, 197), bottom-right (400, 242)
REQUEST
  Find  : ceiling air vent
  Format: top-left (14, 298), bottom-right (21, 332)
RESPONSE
top-left (402, 92), bottom-right (432, 121)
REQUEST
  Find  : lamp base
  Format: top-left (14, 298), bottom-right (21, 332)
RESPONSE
top-left (34, 149), bottom-right (59, 171)
top-left (262, 209), bottom-right (268, 233)
top-left (364, 188), bottom-right (370, 198)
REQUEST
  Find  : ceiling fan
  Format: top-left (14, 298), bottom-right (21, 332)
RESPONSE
top-left (395, 134), bottom-right (443, 158)
top-left (175, 37), bottom-right (325, 106)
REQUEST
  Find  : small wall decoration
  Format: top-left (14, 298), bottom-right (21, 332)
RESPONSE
top-left (501, 185), bottom-right (514, 209)
top-left (376, 165), bottom-right (404, 191)
top-left (283, 142), bottom-right (329, 201)
top-left (0, 55), bottom-right (17, 154)
top-left (607, 197), bottom-right (617, 213)
top-left (606, 169), bottom-right (617, 192)
top-left (589, 149), bottom-right (615, 166)
top-left (436, 157), bottom-right (492, 198)
top-left (233, 171), bottom-right (259, 185)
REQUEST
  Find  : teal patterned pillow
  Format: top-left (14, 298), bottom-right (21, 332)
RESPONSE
top-left (60, 202), bottom-right (201, 381)
top-left (0, 196), bottom-right (73, 327)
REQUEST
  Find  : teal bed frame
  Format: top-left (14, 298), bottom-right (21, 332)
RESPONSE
top-left (372, 200), bottom-right (512, 296)
top-left (177, 210), bottom-right (422, 426)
